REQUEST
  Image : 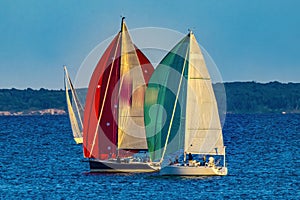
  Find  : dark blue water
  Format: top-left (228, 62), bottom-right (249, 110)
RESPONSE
top-left (0, 114), bottom-right (299, 199)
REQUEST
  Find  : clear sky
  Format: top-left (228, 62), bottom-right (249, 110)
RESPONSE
top-left (0, 0), bottom-right (299, 89)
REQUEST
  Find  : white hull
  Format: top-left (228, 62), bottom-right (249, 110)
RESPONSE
top-left (74, 137), bottom-right (83, 144)
top-left (160, 165), bottom-right (228, 176)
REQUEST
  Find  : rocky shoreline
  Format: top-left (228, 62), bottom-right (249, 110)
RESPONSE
top-left (0, 109), bottom-right (66, 116)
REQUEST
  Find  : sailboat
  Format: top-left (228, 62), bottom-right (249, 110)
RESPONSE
top-left (144, 31), bottom-right (228, 176)
top-left (64, 66), bottom-right (84, 144)
top-left (83, 18), bottom-right (159, 172)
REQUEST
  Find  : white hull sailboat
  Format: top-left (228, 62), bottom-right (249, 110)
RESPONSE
top-left (160, 147), bottom-right (227, 176)
top-left (144, 30), bottom-right (227, 176)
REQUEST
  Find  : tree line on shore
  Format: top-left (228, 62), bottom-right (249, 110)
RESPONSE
top-left (0, 82), bottom-right (299, 114)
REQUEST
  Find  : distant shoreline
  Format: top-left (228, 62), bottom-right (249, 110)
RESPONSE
top-left (1, 111), bottom-right (299, 117)
top-left (1, 81), bottom-right (299, 91)
top-left (0, 109), bottom-right (66, 116)
top-left (0, 81), bottom-right (299, 114)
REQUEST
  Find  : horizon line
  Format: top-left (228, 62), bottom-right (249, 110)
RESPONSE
top-left (1, 80), bottom-right (299, 90)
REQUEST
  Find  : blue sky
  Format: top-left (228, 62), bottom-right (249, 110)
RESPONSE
top-left (0, 0), bottom-right (299, 89)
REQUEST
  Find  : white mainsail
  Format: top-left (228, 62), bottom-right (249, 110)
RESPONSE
top-left (184, 33), bottom-right (224, 155)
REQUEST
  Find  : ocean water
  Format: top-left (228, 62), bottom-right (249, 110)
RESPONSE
top-left (0, 114), bottom-right (299, 199)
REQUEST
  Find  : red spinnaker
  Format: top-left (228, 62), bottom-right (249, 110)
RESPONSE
top-left (83, 22), bottom-right (154, 160)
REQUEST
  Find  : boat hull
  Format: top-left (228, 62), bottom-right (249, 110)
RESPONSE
top-left (160, 165), bottom-right (228, 176)
top-left (89, 159), bottom-right (160, 173)
top-left (74, 137), bottom-right (83, 144)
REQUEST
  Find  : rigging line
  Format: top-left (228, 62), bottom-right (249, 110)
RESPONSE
top-left (89, 35), bottom-right (121, 158)
top-left (159, 42), bottom-right (190, 164)
top-left (65, 67), bottom-right (84, 127)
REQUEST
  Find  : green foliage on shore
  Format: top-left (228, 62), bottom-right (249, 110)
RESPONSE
top-left (222, 81), bottom-right (300, 113)
top-left (0, 88), bottom-right (66, 112)
top-left (0, 82), bottom-right (299, 113)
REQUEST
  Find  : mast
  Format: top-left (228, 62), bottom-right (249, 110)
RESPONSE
top-left (183, 31), bottom-right (192, 153)
top-left (121, 16), bottom-right (125, 32)
top-left (116, 17), bottom-right (124, 156)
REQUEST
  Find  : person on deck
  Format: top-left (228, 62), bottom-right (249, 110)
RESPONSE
top-left (202, 155), bottom-right (206, 166)
top-left (208, 157), bottom-right (215, 167)
top-left (188, 153), bottom-right (193, 166)
top-left (174, 156), bottom-right (179, 164)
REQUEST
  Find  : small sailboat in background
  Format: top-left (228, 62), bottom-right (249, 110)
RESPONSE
top-left (144, 31), bottom-right (227, 176)
top-left (83, 18), bottom-right (159, 172)
top-left (64, 66), bottom-right (84, 144)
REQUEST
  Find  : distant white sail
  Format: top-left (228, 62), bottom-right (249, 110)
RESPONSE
top-left (64, 66), bottom-right (83, 144)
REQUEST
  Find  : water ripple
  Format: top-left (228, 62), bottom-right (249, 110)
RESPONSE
top-left (0, 114), bottom-right (299, 199)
